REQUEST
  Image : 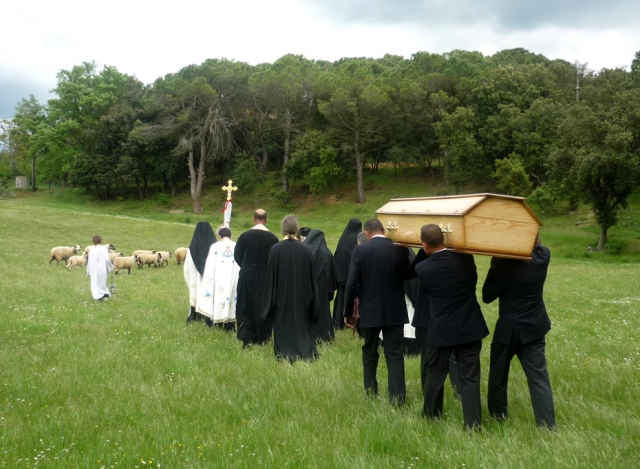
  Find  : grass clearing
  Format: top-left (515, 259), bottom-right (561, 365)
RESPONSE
top-left (1, 179), bottom-right (640, 468)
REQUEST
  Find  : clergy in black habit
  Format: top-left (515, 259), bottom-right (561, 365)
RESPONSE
top-left (261, 215), bottom-right (319, 362)
top-left (333, 218), bottom-right (362, 330)
top-left (344, 218), bottom-right (411, 405)
top-left (234, 209), bottom-right (279, 347)
top-left (303, 229), bottom-right (336, 343)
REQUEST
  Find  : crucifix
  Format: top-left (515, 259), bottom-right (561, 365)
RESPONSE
top-left (221, 179), bottom-right (238, 228)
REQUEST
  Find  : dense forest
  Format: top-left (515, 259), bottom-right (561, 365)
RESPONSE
top-left (2, 48), bottom-right (640, 249)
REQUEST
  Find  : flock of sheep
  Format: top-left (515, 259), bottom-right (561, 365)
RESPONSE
top-left (49, 244), bottom-right (189, 274)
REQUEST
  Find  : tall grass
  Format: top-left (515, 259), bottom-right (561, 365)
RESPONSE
top-left (1, 181), bottom-right (639, 468)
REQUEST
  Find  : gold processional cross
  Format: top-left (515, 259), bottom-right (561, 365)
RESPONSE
top-left (222, 179), bottom-right (238, 200)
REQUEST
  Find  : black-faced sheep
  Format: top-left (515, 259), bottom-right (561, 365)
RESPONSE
top-left (157, 251), bottom-right (172, 267)
top-left (137, 252), bottom-right (162, 269)
top-left (50, 245), bottom-right (81, 265)
top-left (113, 255), bottom-right (138, 275)
top-left (174, 247), bottom-right (188, 265)
top-left (109, 251), bottom-right (124, 263)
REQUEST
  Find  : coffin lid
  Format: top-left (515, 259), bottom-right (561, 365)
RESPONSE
top-left (375, 192), bottom-right (542, 225)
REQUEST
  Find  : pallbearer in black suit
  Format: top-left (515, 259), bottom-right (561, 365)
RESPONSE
top-left (415, 224), bottom-right (489, 430)
top-left (482, 235), bottom-right (555, 428)
top-left (344, 218), bottom-right (411, 405)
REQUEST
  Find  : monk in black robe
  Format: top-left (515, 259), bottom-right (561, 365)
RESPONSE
top-left (333, 218), bottom-right (362, 329)
top-left (303, 229), bottom-right (336, 343)
top-left (234, 209), bottom-right (279, 347)
top-left (262, 215), bottom-right (319, 362)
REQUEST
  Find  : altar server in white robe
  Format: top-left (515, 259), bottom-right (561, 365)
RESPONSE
top-left (184, 222), bottom-right (216, 324)
top-left (199, 227), bottom-right (239, 331)
top-left (87, 235), bottom-right (113, 301)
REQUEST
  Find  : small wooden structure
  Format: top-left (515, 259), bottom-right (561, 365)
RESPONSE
top-left (15, 176), bottom-right (28, 189)
top-left (375, 193), bottom-right (542, 260)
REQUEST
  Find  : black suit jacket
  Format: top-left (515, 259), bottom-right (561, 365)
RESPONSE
top-left (482, 245), bottom-right (551, 345)
top-left (344, 237), bottom-right (410, 328)
top-left (415, 250), bottom-right (489, 347)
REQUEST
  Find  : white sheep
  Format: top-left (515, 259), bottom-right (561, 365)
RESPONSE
top-left (67, 253), bottom-right (88, 269)
top-left (137, 252), bottom-right (162, 269)
top-left (50, 245), bottom-right (81, 265)
top-left (157, 251), bottom-right (172, 267)
top-left (132, 249), bottom-right (156, 257)
top-left (174, 247), bottom-right (188, 265)
top-left (113, 255), bottom-right (138, 275)
top-left (109, 251), bottom-right (124, 263)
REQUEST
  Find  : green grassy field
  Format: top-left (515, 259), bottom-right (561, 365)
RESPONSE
top-left (1, 174), bottom-right (640, 468)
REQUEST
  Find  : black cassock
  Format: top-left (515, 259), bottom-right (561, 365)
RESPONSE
top-left (303, 229), bottom-right (336, 343)
top-left (234, 228), bottom-right (279, 345)
top-left (261, 239), bottom-right (319, 361)
top-left (332, 218), bottom-right (362, 329)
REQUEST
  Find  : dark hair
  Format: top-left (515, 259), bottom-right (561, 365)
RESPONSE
top-left (218, 227), bottom-right (231, 238)
top-left (363, 218), bottom-right (384, 234)
top-left (92, 235), bottom-right (102, 246)
top-left (281, 214), bottom-right (299, 237)
top-left (253, 209), bottom-right (267, 221)
top-left (420, 224), bottom-right (444, 248)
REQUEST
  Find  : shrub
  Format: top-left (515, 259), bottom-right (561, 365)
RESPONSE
top-left (493, 155), bottom-right (532, 197)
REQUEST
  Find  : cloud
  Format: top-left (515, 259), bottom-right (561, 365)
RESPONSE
top-left (0, 76), bottom-right (51, 119)
top-left (300, 0), bottom-right (640, 31)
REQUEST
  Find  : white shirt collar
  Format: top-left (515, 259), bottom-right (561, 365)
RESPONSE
top-left (251, 224), bottom-right (269, 231)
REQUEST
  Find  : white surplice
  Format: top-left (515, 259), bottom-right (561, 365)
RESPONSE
top-left (87, 245), bottom-right (114, 300)
top-left (183, 250), bottom-right (204, 312)
top-left (198, 238), bottom-right (240, 323)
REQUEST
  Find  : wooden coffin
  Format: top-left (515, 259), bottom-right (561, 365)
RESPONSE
top-left (375, 193), bottom-right (542, 260)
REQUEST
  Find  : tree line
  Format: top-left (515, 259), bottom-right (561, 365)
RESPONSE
top-left (1, 48), bottom-right (640, 249)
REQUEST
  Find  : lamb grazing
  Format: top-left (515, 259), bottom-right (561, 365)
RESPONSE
top-left (113, 255), bottom-right (138, 275)
top-left (67, 253), bottom-right (88, 269)
top-left (85, 243), bottom-right (115, 253)
top-left (50, 245), bottom-right (82, 265)
top-left (174, 247), bottom-right (188, 265)
top-left (109, 251), bottom-right (124, 263)
top-left (157, 251), bottom-right (172, 267)
top-left (137, 252), bottom-right (162, 269)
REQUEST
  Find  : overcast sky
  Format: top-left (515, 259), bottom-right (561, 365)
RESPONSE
top-left (1, 0), bottom-right (638, 118)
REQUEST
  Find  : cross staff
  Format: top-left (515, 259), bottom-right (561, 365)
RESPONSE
top-left (222, 180), bottom-right (238, 201)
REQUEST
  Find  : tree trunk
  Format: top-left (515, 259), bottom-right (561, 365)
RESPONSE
top-left (135, 176), bottom-right (143, 202)
top-left (259, 135), bottom-right (269, 179)
top-left (597, 227), bottom-right (608, 251)
top-left (355, 130), bottom-right (366, 204)
top-left (282, 111), bottom-right (291, 193)
top-left (171, 182), bottom-right (177, 197)
top-left (187, 142), bottom-right (203, 214)
top-left (143, 175), bottom-right (149, 199)
top-left (162, 173), bottom-right (169, 191)
top-left (31, 157), bottom-right (36, 192)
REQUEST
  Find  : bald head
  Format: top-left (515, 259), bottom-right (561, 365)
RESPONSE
top-left (253, 209), bottom-right (267, 225)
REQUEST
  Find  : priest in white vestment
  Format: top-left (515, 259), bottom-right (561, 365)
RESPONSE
top-left (86, 235), bottom-right (114, 301)
top-left (184, 222), bottom-right (216, 324)
top-left (199, 227), bottom-right (239, 329)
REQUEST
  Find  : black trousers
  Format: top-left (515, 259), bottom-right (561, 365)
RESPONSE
top-left (415, 327), bottom-right (460, 397)
top-left (360, 325), bottom-right (406, 405)
top-left (424, 340), bottom-right (483, 429)
top-left (488, 333), bottom-right (555, 428)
